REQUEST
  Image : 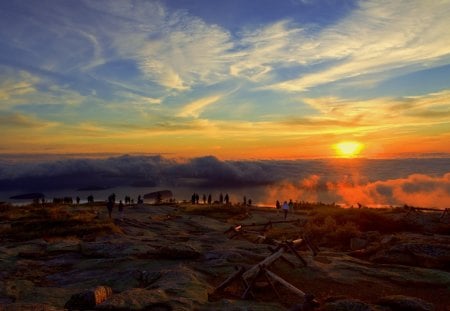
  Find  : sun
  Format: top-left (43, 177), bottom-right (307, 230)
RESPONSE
top-left (334, 141), bottom-right (364, 158)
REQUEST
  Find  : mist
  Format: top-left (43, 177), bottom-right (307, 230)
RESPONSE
top-left (0, 154), bottom-right (449, 208)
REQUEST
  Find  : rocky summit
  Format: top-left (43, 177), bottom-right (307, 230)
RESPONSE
top-left (0, 202), bottom-right (449, 310)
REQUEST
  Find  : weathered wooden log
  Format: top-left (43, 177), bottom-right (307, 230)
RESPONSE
top-left (239, 219), bottom-right (302, 228)
top-left (267, 246), bottom-right (296, 268)
top-left (265, 269), bottom-right (305, 298)
top-left (214, 266), bottom-right (245, 293)
top-left (242, 248), bottom-right (284, 280)
top-left (242, 265), bottom-right (264, 299)
top-left (286, 241), bottom-right (307, 266)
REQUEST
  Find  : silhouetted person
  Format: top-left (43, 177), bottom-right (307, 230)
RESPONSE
top-left (191, 193), bottom-right (196, 204)
top-left (76, 196), bottom-right (80, 205)
top-left (87, 195), bottom-right (94, 204)
top-left (207, 194), bottom-right (212, 205)
top-left (118, 200), bottom-right (124, 219)
top-left (108, 193), bottom-right (116, 203)
top-left (282, 201), bottom-right (289, 219)
top-left (276, 200), bottom-right (281, 214)
top-left (202, 194), bottom-right (206, 204)
top-left (195, 193), bottom-right (200, 204)
top-left (107, 200), bottom-right (114, 219)
top-left (243, 196), bottom-right (247, 206)
top-left (248, 199), bottom-right (252, 206)
top-left (156, 192), bottom-right (162, 204)
top-left (224, 193), bottom-right (229, 205)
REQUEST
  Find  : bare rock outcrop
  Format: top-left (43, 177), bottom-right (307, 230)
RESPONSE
top-left (371, 243), bottom-right (450, 269)
top-left (376, 295), bottom-right (435, 311)
top-left (322, 298), bottom-right (378, 311)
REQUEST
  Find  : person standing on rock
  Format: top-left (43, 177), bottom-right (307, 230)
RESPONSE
top-left (282, 201), bottom-right (289, 219)
top-left (207, 194), bottom-right (212, 205)
top-left (107, 200), bottom-right (114, 219)
top-left (118, 200), bottom-right (124, 220)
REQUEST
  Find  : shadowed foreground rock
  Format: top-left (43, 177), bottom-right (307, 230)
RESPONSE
top-left (323, 298), bottom-right (376, 311)
top-left (96, 288), bottom-right (173, 310)
top-left (377, 295), bottom-right (435, 311)
top-left (64, 286), bottom-right (113, 310)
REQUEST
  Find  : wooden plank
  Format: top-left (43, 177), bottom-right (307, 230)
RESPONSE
top-left (286, 242), bottom-right (307, 266)
top-left (242, 266), bottom-right (263, 299)
top-left (242, 248), bottom-right (284, 280)
top-left (213, 266), bottom-right (245, 293)
top-left (265, 269), bottom-right (305, 298)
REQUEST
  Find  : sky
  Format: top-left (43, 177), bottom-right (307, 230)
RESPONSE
top-left (1, 0), bottom-right (450, 159)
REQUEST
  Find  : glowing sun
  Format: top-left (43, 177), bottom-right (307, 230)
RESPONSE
top-left (334, 141), bottom-right (364, 158)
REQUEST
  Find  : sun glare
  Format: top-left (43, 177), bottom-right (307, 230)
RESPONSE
top-left (334, 141), bottom-right (364, 158)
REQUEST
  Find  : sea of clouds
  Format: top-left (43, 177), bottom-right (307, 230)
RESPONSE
top-left (0, 154), bottom-right (449, 208)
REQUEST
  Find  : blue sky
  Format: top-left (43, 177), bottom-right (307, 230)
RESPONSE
top-left (1, 0), bottom-right (450, 158)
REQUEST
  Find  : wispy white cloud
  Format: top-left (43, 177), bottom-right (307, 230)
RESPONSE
top-left (0, 111), bottom-right (59, 129)
top-left (84, 1), bottom-right (234, 90)
top-left (0, 68), bottom-right (39, 103)
top-left (177, 94), bottom-right (223, 118)
top-left (262, 0), bottom-right (450, 91)
top-left (303, 90), bottom-right (450, 124)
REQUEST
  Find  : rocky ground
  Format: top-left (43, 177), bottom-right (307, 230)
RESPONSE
top-left (0, 202), bottom-right (449, 310)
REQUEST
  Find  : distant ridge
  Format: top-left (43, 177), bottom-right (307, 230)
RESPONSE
top-left (10, 192), bottom-right (45, 200)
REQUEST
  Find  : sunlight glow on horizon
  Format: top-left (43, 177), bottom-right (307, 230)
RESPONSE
top-left (334, 141), bottom-right (365, 158)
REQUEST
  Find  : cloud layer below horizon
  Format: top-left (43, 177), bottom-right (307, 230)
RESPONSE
top-left (1, 155), bottom-right (449, 209)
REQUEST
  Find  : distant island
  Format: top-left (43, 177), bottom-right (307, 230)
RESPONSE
top-left (9, 192), bottom-right (45, 200)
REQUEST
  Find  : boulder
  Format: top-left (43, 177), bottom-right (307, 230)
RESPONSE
top-left (64, 286), bottom-right (113, 310)
top-left (376, 295), bottom-right (434, 311)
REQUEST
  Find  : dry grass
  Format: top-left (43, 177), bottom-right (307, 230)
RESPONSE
top-left (181, 203), bottom-right (247, 220)
top-left (0, 204), bottom-right (122, 241)
top-left (300, 206), bottom-right (423, 249)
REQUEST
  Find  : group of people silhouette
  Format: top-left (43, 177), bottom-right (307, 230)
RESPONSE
top-left (190, 192), bottom-right (232, 205)
top-left (190, 192), bottom-right (256, 208)
top-left (276, 199), bottom-right (294, 219)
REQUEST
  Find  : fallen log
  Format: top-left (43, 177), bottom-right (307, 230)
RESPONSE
top-left (265, 269), bottom-right (305, 298)
top-left (242, 248), bottom-right (284, 281)
top-left (214, 266), bottom-right (245, 293)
